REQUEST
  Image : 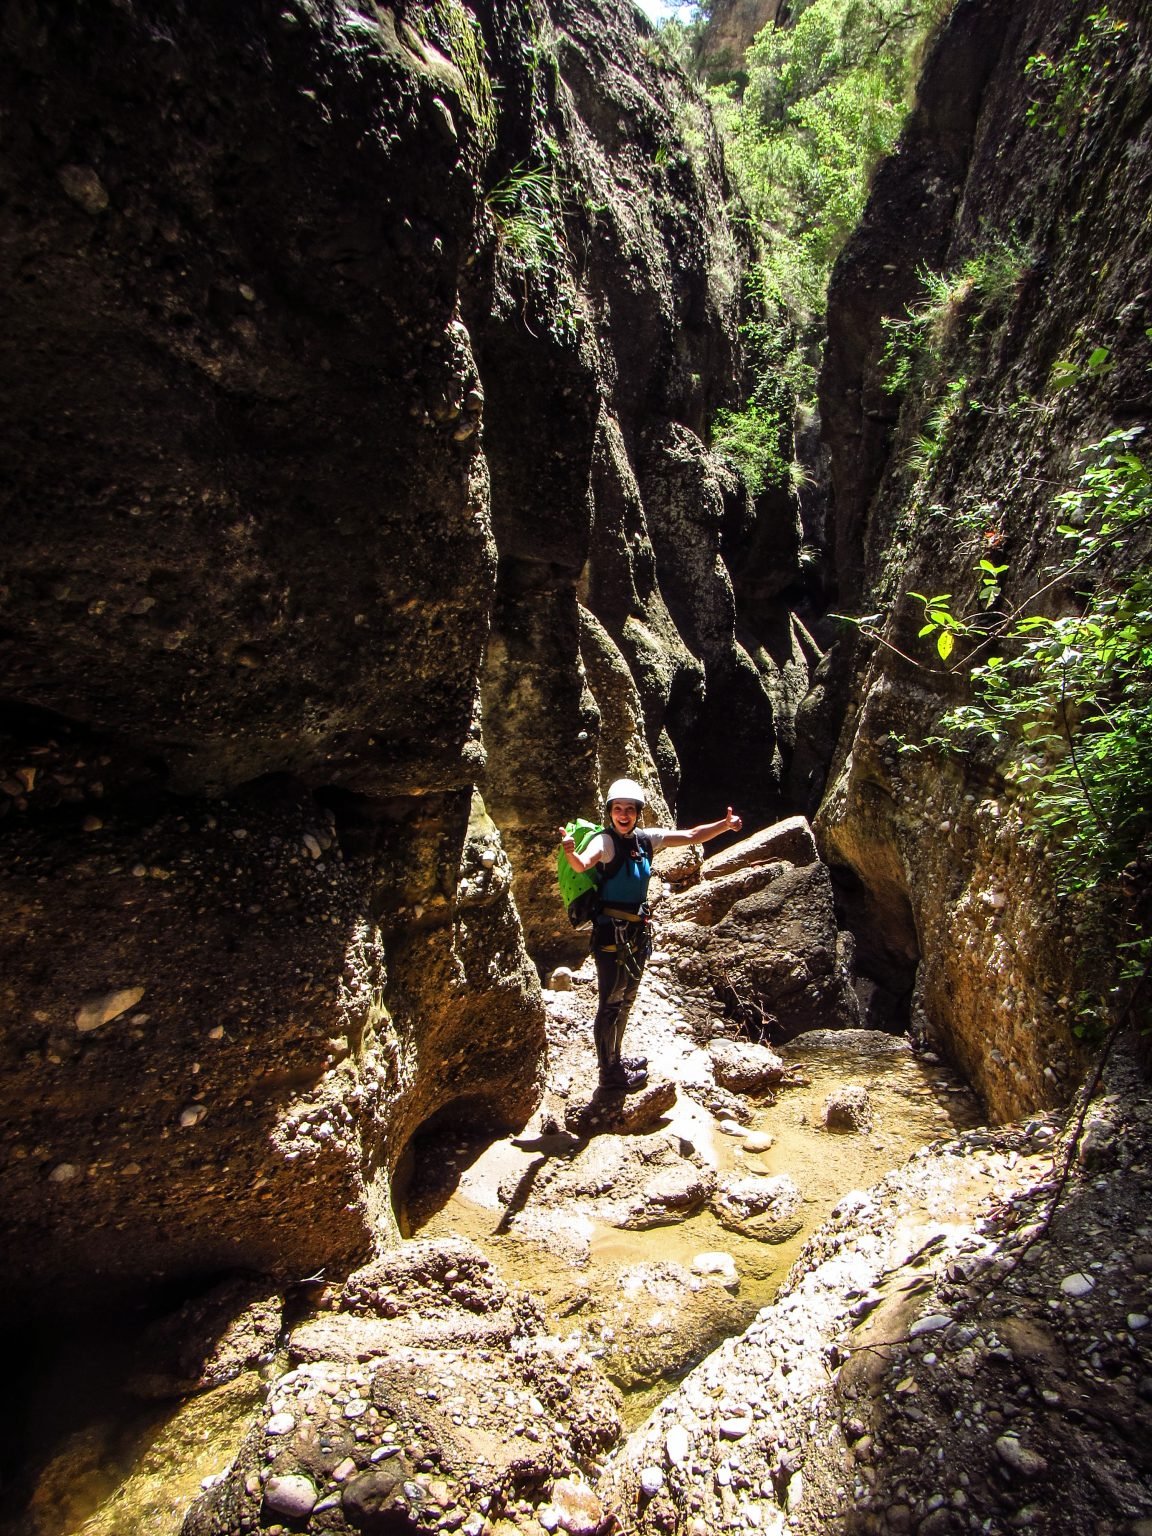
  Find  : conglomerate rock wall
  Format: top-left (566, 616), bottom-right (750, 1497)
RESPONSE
top-left (0, 0), bottom-right (804, 1306)
top-left (813, 0), bottom-right (1152, 1119)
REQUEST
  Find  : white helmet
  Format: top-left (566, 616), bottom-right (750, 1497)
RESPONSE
top-left (604, 777), bottom-right (647, 811)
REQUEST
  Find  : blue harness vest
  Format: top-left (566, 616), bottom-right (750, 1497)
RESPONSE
top-left (598, 832), bottom-right (653, 911)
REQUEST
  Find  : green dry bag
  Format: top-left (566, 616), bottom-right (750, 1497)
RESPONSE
top-left (557, 819), bottom-right (604, 926)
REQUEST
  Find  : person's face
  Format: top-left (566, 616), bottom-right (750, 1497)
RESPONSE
top-left (609, 800), bottom-right (641, 834)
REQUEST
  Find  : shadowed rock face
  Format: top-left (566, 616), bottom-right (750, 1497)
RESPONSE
top-left (0, 0), bottom-right (535, 1306)
top-left (814, 0), bottom-right (1152, 1116)
top-left (1, 1), bottom-right (496, 800)
top-left (0, 0), bottom-right (805, 1306)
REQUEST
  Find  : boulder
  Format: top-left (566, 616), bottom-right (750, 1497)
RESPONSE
top-left (709, 1038), bottom-right (786, 1094)
top-left (663, 861), bottom-right (860, 1040)
top-left (564, 1078), bottom-right (679, 1137)
top-left (711, 1173), bottom-right (803, 1242)
top-left (822, 1085), bottom-right (874, 1133)
top-left (520, 1132), bottom-right (714, 1233)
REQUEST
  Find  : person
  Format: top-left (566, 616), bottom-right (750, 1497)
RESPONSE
top-left (557, 778), bottom-right (743, 1091)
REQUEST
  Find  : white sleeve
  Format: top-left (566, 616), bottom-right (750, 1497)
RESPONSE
top-left (585, 832), bottom-right (613, 863)
top-left (644, 829), bottom-right (672, 851)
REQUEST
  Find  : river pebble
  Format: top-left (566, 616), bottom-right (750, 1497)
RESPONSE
top-left (1060, 1271), bottom-right (1095, 1297)
top-left (263, 1473), bottom-right (318, 1518)
top-left (666, 1424), bottom-right (691, 1467)
top-left (691, 1251), bottom-right (737, 1283)
top-left (640, 1465), bottom-right (665, 1495)
top-left (994, 1436), bottom-right (1048, 1478)
top-left (265, 1413), bottom-right (295, 1435)
top-left (742, 1131), bottom-right (775, 1153)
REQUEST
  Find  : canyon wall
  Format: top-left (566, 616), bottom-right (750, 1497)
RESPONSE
top-left (813, 0), bottom-right (1152, 1118)
top-left (0, 0), bottom-right (805, 1307)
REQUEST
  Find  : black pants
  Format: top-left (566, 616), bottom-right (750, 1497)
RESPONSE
top-left (592, 918), bottom-right (650, 1071)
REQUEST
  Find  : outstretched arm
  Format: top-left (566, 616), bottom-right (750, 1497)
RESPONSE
top-left (659, 807), bottom-right (743, 850)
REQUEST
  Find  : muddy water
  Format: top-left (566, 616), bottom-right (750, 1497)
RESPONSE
top-left (408, 1037), bottom-right (983, 1425)
top-left (4, 1366), bottom-right (262, 1536)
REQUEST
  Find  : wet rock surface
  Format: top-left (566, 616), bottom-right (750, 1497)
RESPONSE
top-left (602, 1044), bottom-right (1152, 1535)
top-left (184, 1238), bottom-right (622, 1536)
top-left (10, 829), bottom-right (1148, 1535)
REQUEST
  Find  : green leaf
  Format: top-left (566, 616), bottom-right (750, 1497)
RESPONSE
top-left (937, 630), bottom-right (955, 661)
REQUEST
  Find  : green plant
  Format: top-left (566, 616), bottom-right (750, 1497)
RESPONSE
top-left (913, 431), bottom-right (1152, 1024)
top-left (426, 0), bottom-right (496, 142)
top-left (1048, 344), bottom-right (1113, 393)
top-left (712, 400), bottom-right (789, 495)
top-left (711, 265), bottom-right (805, 495)
top-left (881, 243), bottom-right (1031, 396)
top-left (1025, 7), bottom-right (1129, 138)
top-left (485, 162), bottom-right (565, 272)
top-left (714, 0), bottom-right (951, 363)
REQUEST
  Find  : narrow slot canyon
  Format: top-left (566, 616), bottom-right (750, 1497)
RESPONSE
top-left (0, 1), bottom-right (1149, 1534)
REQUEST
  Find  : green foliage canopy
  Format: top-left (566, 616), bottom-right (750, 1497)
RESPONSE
top-left (715, 0), bottom-right (950, 342)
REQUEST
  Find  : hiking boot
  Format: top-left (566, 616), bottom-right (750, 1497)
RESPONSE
top-left (600, 1061), bottom-right (648, 1091)
top-left (620, 1055), bottom-right (648, 1072)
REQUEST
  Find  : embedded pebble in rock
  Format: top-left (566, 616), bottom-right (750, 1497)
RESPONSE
top-left (718, 1119), bottom-right (747, 1137)
top-left (549, 1477), bottom-right (604, 1536)
top-left (640, 1465), bottom-right (665, 1495)
top-left (265, 1412), bottom-right (295, 1435)
top-left (179, 1104), bottom-right (209, 1128)
top-left (994, 1436), bottom-right (1048, 1478)
top-left (719, 1415), bottom-right (752, 1439)
top-left (1060, 1271), bottom-right (1095, 1297)
top-left (49, 1163), bottom-right (79, 1183)
top-left (57, 162), bottom-right (110, 214)
top-left (665, 1424), bottom-right (691, 1467)
top-left (74, 985), bottom-right (145, 1032)
top-left (909, 1312), bottom-right (953, 1336)
top-left (1128, 1313), bottom-right (1149, 1330)
top-left (263, 1473), bottom-right (318, 1519)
